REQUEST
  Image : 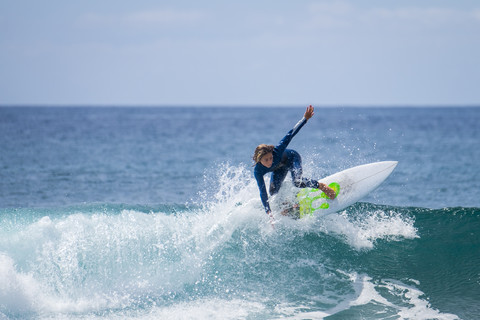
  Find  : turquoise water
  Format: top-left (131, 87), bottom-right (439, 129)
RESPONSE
top-left (0, 107), bottom-right (479, 319)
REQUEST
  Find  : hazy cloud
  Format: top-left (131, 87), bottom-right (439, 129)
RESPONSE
top-left (79, 9), bottom-right (207, 28)
top-left (303, 2), bottom-right (480, 30)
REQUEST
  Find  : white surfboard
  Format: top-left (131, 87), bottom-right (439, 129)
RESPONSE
top-left (296, 161), bottom-right (398, 218)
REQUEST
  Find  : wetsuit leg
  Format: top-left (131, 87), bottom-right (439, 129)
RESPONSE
top-left (290, 152), bottom-right (304, 187)
top-left (290, 151), bottom-right (319, 189)
top-left (269, 165), bottom-right (289, 195)
top-left (270, 150), bottom-right (319, 195)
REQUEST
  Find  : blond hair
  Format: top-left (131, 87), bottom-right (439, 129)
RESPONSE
top-left (253, 144), bottom-right (274, 164)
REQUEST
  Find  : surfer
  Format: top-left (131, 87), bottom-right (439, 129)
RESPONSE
top-left (253, 105), bottom-right (336, 221)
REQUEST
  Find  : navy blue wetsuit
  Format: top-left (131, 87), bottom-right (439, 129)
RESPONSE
top-left (254, 117), bottom-right (320, 214)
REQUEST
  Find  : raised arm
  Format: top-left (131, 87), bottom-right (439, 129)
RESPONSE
top-left (274, 105), bottom-right (315, 156)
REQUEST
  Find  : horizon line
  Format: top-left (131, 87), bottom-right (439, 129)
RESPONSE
top-left (1, 103), bottom-right (480, 108)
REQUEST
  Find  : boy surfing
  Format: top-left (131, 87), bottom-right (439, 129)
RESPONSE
top-left (253, 105), bottom-right (336, 222)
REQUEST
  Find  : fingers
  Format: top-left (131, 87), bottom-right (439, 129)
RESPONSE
top-left (304, 105), bottom-right (315, 119)
top-left (268, 212), bottom-right (276, 229)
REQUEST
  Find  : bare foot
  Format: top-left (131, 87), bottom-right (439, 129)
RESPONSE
top-left (319, 183), bottom-right (336, 200)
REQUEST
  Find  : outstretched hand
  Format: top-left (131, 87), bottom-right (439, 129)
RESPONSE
top-left (267, 211), bottom-right (276, 229)
top-left (304, 105), bottom-right (315, 120)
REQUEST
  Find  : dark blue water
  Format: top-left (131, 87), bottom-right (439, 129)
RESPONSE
top-left (1, 106), bottom-right (479, 319)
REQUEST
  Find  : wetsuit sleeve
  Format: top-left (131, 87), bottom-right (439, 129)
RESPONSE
top-left (275, 117), bottom-right (308, 156)
top-left (254, 169), bottom-right (271, 213)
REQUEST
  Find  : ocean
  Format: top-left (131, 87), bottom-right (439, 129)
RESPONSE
top-left (0, 106), bottom-right (479, 319)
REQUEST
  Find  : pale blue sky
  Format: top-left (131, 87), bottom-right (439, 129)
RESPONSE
top-left (1, 0), bottom-right (479, 106)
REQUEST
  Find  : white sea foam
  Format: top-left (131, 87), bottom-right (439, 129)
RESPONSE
top-left (348, 275), bottom-right (460, 320)
top-left (0, 253), bottom-right (39, 315)
top-left (321, 208), bottom-right (419, 250)
top-left (0, 164), bottom-right (462, 319)
top-left (0, 170), bottom-right (267, 317)
top-left (140, 298), bottom-right (266, 320)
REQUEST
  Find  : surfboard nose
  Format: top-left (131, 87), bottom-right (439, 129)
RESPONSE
top-left (376, 161), bottom-right (398, 176)
top-left (385, 161), bottom-right (398, 170)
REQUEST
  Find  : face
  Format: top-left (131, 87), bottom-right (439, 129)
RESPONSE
top-left (260, 153), bottom-right (273, 168)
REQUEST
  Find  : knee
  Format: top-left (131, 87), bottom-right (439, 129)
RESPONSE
top-left (291, 150), bottom-right (302, 164)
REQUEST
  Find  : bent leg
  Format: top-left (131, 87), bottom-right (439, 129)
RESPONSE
top-left (269, 166), bottom-right (289, 195)
top-left (290, 152), bottom-right (319, 189)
